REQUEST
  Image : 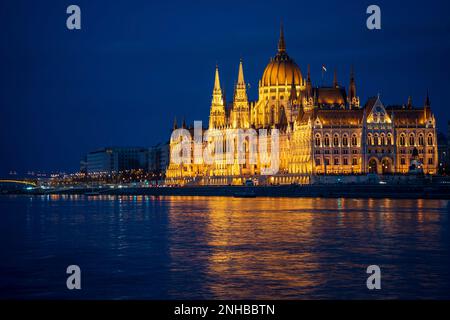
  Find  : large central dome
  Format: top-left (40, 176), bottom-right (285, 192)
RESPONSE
top-left (261, 26), bottom-right (302, 87)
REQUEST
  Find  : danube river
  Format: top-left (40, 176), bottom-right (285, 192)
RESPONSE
top-left (1, 195), bottom-right (449, 299)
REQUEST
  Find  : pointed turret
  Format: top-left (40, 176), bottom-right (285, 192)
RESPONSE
top-left (232, 59), bottom-right (249, 128)
top-left (173, 117), bottom-right (178, 130)
top-left (407, 96), bottom-right (412, 109)
top-left (237, 58), bottom-right (245, 86)
top-left (425, 90), bottom-right (431, 107)
top-left (289, 72), bottom-right (297, 102)
top-left (305, 64), bottom-right (313, 99)
top-left (181, 117), bottom-right (187, 129)
top-left (209, 65), bottom-right (226, 129)
top-left (333, 69), bottom-right (338, 88)
top-left (214, 64), bottom-right (221, 90)
top-left (348, 65), bottom-right (359, 107)
top-left (278, 22), bottom-right (286, 53)
top-left (424, 90), bottom-right (431, 119)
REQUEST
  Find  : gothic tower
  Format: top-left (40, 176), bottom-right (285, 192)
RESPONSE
top-left (232, 59), bottom-right (250, 128)
top-left (208, 65), bottom-right (226, 129)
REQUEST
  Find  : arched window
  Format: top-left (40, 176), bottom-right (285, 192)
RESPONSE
top-left (400, 134), bottom-right (406, 146)
top-left (409, 134), bottom-right (415, 146)
top-left (324, 134), bottom-right (330, 147)
top-left (367, 134), bottom-right (373, 146)
top-left (374, 134), bottom-right (379, 146)
top-left (333, 134), bottom-right (339, 147)
top-left (342, 135), bottom-right (348, 147)
top-left (387, 133), bottom-right (392, 145)
top-left (315, 134), bottom-right (321, 147)
top-left (419, 134), bottom-right (424, 146)
top-left (427, 134), bottom-right (433, 145)
top-left (351, 134), bottom-right (358, 147)
top-left (380, 134), bottom-right (385, 146)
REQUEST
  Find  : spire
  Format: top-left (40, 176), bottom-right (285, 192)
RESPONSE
top-left (173, 117), bottom-right (178, 130)
top-left (182, 117), bottom-right (186, 129)
top-left (407, 96), bottom-right (412, 109)
top-left (211, 64), bottom-right (224, 104)
top-left (349, 65), bottom-right (357, 102)
top-left (233, 59), bottom-right (249, 128)
top-left (424, 90), bottom-right (431, 119)
top-left (333, 69), bottom-right (338, 88)
top-left (237, 58), bottom-right (245, 85)
top-left (305, 64), bottom-right (312, 100)
top-left (214, 64), bottom-right (221, 91)
top-left (209, 65), bottom-right (225, 129)
top-left (289, 72), bottom-right (297, 102)
top-left (277, 22), bottom-right (286, 53)
top-left (425, 90), bottom-right (431, 107)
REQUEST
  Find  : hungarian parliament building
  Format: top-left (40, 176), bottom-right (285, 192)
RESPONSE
top-left (166, 27), bottom-right (438, 185)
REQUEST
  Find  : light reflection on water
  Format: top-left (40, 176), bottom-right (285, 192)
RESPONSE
top-left (0, 195), bottom-right (449, 299)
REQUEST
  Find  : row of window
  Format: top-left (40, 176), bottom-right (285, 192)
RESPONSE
top-left (316, 157), bottom-right (434, 166)
top-left (315, 158), bottom-right (359, 166)
top-left (315, 134), bottom-right (358, 147)
top-left (367, 133), bottom-right (392, 146)
top-left (315, 133), bottom-right (434, 147)
top-left (398, 133), bottom-right (433, 146)
top-left (315, 149), bottom-right (359, 155)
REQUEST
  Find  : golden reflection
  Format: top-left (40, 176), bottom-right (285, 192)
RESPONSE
top-left (164, 196), bottom-right (449, 298)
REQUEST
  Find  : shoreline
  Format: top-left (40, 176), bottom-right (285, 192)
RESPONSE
top-left (4, 184), bottom-right (450, 200)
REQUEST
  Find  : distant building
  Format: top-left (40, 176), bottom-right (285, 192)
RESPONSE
top-left (149, 142), bottom-right (170, 175)
top-left (80, 156), bottom-right (87, 174)
top-left (85, 147), bottom-right (148, 174)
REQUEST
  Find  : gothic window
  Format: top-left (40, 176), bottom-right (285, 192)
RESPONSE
top-left (380, 134), bottom-right (385, 146)
top-left (419, 134), bottom-right (424, 146)
top-left (351, 134), bottom-right (358, 147)
top-left (409, 134), bottom-right (415, 146)
top-left (352, 158), bottom-right (358, 166)
top-left (334, 158), bottom-right (339, 165)
top-left (367, 134), bottom-right (373, 146)
top-left (342, 135), bottom-right (348, 147)
top-left (333, 134), bottom-right (339, 147)
top-left (374, 134), bottom-right (379, 146)
top-left (387, 133), bottom-right (392, 145)
top-left (427, 134), bottom-right (433, 145)
top-left (315, 134), bottom-right (321, 147)
top-left (315, 158), bottom-right (321, 166)
top-left (428, 158), bottom-right (433, 165)
top-left (324, 135), bottom-right (330, 147)
top-left (400, 134), bottom-right (406, 146)
top-left (343, 158), bottom-right (348, 165)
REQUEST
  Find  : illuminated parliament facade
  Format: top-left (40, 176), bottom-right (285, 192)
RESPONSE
top-left (166, 27), bottom-right (438, 185)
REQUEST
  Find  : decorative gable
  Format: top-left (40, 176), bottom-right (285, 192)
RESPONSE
top-left (313, 116), bottom-right (322, 128)
top-left (366, 97), bottom-right (391, 124)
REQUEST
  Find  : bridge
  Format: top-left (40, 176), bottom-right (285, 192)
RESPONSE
top-left (0, 180), bottom-right (37, 187)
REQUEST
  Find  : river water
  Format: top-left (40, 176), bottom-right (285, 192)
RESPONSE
top-left (0, 195), bottom-right (449, 299)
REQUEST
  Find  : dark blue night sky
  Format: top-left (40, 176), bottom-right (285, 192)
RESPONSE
top-left (1, 0), bottom-right (449, 175)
